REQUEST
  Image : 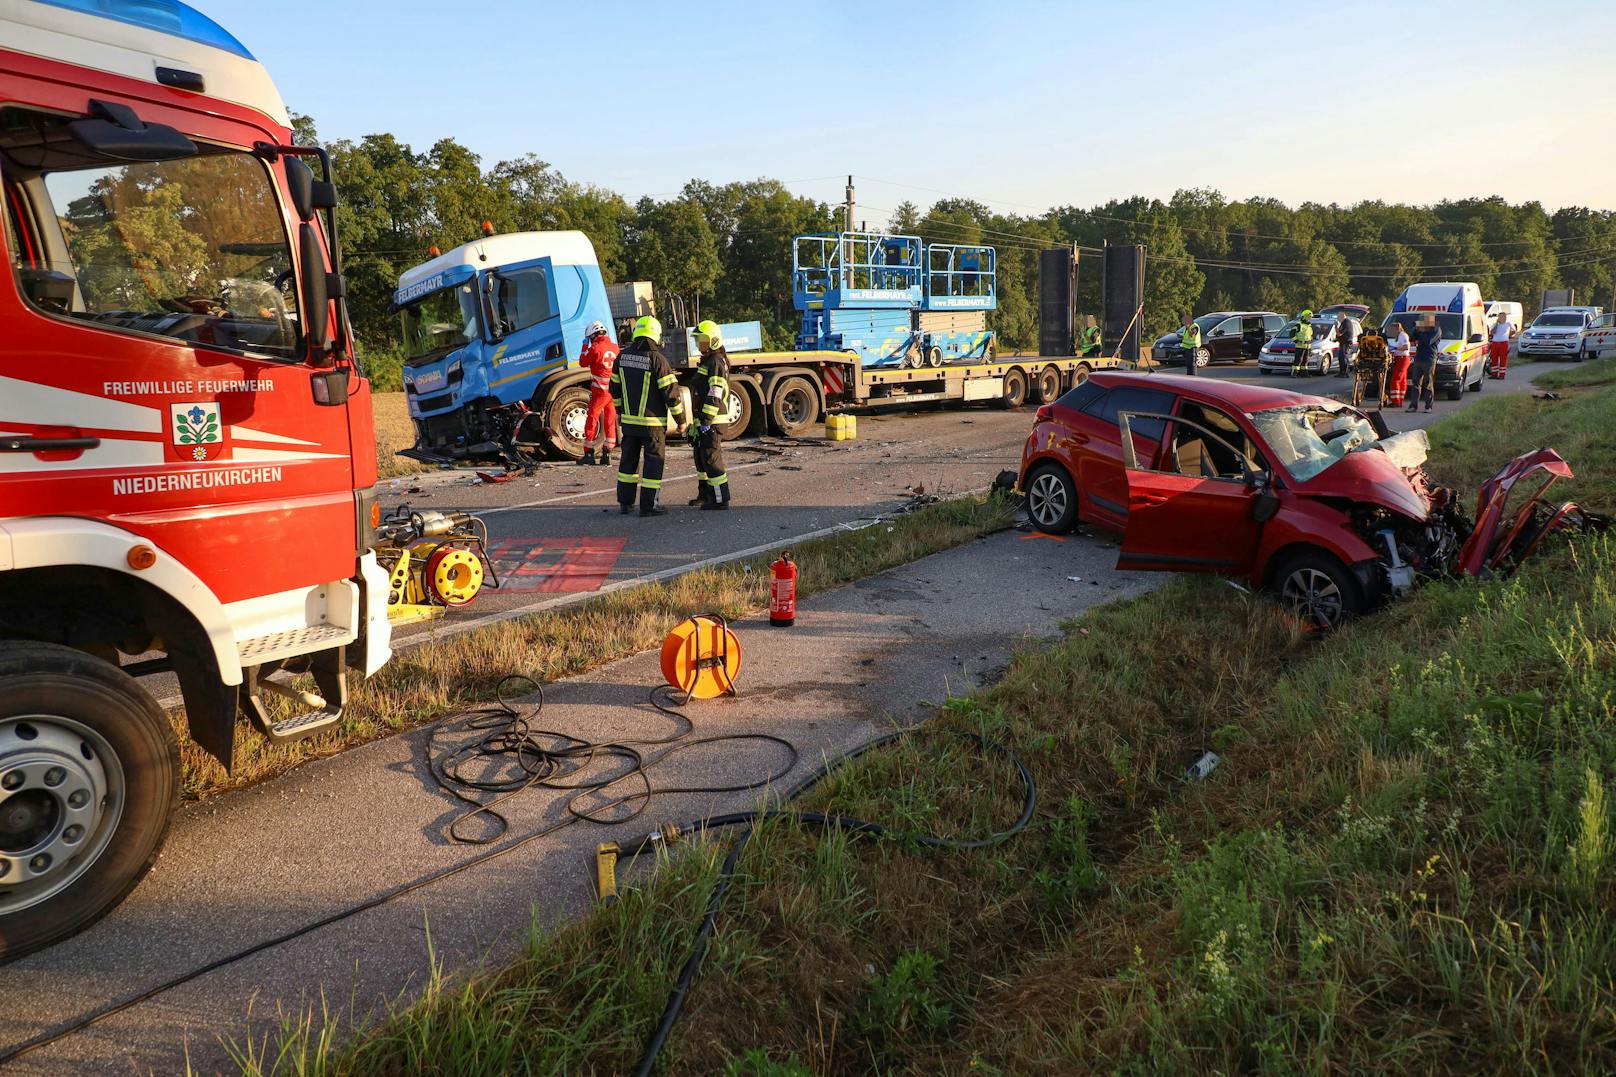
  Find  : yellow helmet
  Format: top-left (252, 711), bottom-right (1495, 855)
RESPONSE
top-left (631, 315), bottom-right (663, 345)
top-left (692, 319), bottom-right (723, 352)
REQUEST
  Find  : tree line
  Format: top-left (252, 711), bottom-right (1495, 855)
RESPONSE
top-left (297, 117), bottom-right (1616, 388)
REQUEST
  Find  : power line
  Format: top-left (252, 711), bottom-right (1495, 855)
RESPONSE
top-left (850, 174), bottom-right (1601, 252)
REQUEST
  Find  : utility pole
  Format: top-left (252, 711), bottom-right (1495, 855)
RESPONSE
top-left (842, 175), bottom-right (856, 286)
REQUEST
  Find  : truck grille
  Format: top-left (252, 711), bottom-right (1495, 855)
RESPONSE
top-left (416, 392), bottom-right (456, 414)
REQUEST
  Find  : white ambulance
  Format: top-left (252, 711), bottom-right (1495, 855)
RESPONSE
top-left (1384, 282), bottom-right (1488, 399)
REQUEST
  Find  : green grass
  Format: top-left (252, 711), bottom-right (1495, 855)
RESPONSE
top-left (237, 363), bottom-right (1616, 1075)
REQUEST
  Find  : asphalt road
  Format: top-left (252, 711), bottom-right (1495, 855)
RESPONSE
top-left (377, 406), bottom-right (1032, 635)
top-left (379, 358), bottom-right (1572, 640)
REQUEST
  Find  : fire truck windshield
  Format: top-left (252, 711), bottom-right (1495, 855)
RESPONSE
top-left (399, 282), bottom-right (481, 364)
top-left (2, 107), bottom-right (301, 360)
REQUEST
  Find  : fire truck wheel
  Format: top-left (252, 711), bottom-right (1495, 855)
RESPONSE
top-left (768, 377), bottom-right (820, 436)
top-left (0, 643), bottom-right (178, 961)
top-left (544, 385), bottom-right (594, 459)
top-left (715, 384), bottom-right (754, 441)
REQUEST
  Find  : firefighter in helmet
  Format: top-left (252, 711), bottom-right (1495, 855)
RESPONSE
top-left (610, 316), bottom-right (686, 516)
top-left (688, 319), bottom-right (732, 510)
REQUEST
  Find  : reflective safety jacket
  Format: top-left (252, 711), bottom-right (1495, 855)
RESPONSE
top-left (695, 347), bottom-right (730, 425)
top-left (1293, 321), bottom-right (1314, 349)
top-left (1181, 323), bottom-right (1202, 350)
top-left (611, 339), bottom-right (685, 429)
top-left (1079, 325), bottom-right (1101, 352)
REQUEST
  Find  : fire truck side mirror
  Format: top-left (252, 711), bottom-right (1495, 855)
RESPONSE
top-left (285, 156), bottom-right (338, 223)
top-left (310, 369), bottom-right (350, 407)
top-left (298, 223), bottom-right (331, 352)
top-left (286, 157), bottom-right (315, 221)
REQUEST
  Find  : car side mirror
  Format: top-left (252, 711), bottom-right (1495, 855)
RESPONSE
top-left (1247, 471), bottom-right (1280, 522)
top-left (1468, 333), bottom-right (1484, 344)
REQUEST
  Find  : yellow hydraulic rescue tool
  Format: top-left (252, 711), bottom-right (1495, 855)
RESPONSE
top-left (376, 509), bottom-right (495, 623)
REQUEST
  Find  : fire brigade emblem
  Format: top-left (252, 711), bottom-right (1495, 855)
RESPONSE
top-left (169, 402), bottom-right (224, 462)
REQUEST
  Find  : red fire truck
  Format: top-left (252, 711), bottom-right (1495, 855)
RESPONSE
top-left (0, 1), bottom-right (390, 959)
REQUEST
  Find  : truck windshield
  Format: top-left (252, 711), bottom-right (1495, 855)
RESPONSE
top-left (1532, 313), bottom-right (1585, 327)
top-left (400, 283), bottom-right (481, 364)
top-left (1246, 403), bottom-right (1378, 483)
top-left (1, 108), bottom-right (301, 360)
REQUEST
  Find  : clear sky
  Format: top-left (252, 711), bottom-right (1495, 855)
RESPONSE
top-left (216, 0), bottom-right (1616, 217)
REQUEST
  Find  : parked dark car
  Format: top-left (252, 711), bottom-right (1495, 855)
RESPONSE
top-left (1152, 311), bottom-right (1284, 368)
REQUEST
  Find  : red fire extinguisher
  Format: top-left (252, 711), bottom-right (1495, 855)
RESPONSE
top-left (770, 550), bottom-right (797, 627)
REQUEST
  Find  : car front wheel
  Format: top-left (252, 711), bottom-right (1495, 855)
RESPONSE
top-left (1193, 347), bottom-right (1212, 368)
top-left (1025, 464), bottom-right (1079, 534)
top-left (1272, 550), bottom-right (1363, 632)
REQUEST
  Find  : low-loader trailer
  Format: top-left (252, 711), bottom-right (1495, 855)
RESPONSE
top-left (396, 231), bottom-right (1119, 465)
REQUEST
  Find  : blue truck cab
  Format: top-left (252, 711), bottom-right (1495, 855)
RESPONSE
top-left (396, 231), bottom-right (613, 462)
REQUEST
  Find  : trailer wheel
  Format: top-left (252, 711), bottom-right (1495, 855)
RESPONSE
top-left (715, 383), bottom-right (754, 441)
top-left (1034, 365), bottom-right (1062, 405)
top-left (0, 643), bottom-right (178, 961)
top-left (1070, 363), bottom-right (1092, 387)
top-left (769, 377), bottom-right (820, 436)
top-left (543, 384), bottom-right (594, 459)
top-left (997, 368), bottom-right (1027, 409)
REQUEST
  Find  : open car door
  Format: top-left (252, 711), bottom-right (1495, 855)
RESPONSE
top-left (1115, 411), bottom-right (1271, 574)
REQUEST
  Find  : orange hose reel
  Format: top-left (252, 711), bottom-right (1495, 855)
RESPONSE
top-left (659, 614), bottom-right (742, 700)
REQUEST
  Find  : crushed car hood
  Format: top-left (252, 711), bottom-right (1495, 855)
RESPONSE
top-left (1295, 446), bottom-right (1432, 521)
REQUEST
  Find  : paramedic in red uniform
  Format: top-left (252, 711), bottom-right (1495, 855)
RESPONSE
top-left (1489, 310), bottom-right (1515, 379)
top-left (578, 320), bottom-right (619, 466)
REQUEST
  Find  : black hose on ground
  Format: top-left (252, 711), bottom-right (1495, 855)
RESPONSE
top-left (0, 676), bottom-right (797, 1066)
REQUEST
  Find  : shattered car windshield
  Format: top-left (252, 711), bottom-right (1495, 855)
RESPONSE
top-left (1246, 404), bottom-right (1379, 483)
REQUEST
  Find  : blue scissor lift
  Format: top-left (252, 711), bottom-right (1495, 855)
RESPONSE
top-left (793, 231), bottom-right (995, 368)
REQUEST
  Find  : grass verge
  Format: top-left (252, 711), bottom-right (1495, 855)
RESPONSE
top-left (175, 493), bottom-right (1016, 799)
top-left (235, 360), bottom-right (1616, 1074)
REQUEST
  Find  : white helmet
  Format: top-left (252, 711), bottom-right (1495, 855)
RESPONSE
top-left (586, 320), bottom-right (608, 338)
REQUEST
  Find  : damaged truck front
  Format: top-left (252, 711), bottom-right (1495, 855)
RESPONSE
top-left (1114, 399), bottom-right (1604, 629)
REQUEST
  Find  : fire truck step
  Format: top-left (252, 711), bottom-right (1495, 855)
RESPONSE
top-left (262, 706), bottom-right (344, 744)
top-left (237, 623), bottom-right (352, 666)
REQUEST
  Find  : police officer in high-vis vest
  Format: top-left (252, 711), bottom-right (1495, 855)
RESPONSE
top-left (611, 316), bottom-right (686, 516)
top-left (688, 320), bottom-right (732, 510)
top-left (1179, 312), bottom-right (1201, 377)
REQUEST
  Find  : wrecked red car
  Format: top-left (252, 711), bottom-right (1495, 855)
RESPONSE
top-left (1017, 373), bottom-right (1601, 628)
